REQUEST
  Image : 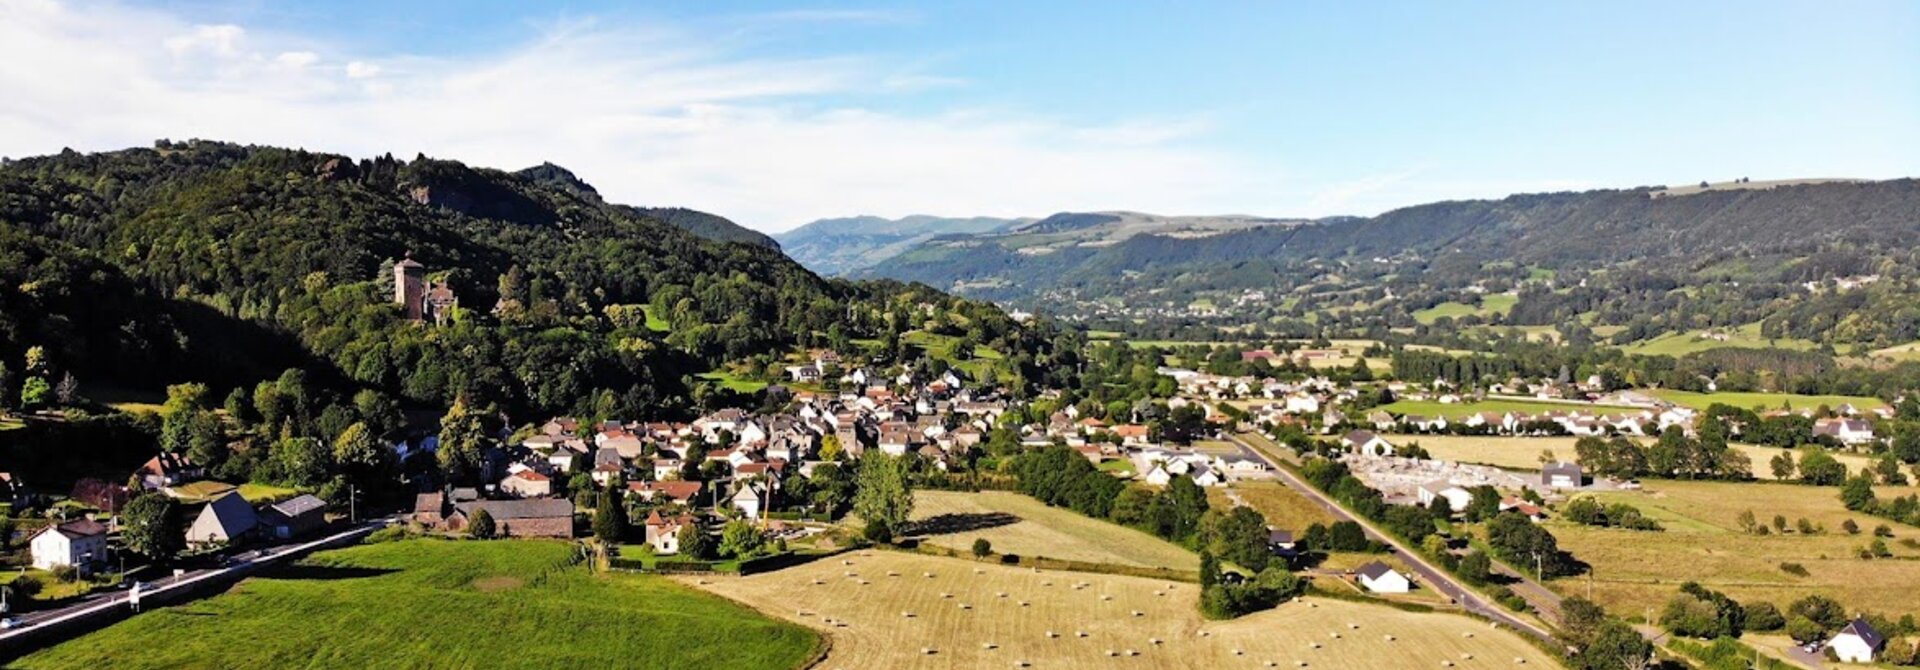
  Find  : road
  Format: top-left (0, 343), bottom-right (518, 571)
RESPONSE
top-left (1227, 433), bottom-right (1562, 645)
top-left (1, 517), bottom-right (392, 646)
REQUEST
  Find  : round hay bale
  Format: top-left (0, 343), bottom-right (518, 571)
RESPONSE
top-left (1019, 601), bottom-right (1030, 607)
top-left (1149, 638), bottom-right (1161, 646)
top-left (1105, 650), bottom-right (1117, 657)
top-left (982, 642), bottom-right (997, 650)
top-left (1233, 649), bottom-right (1244, 656)
top-left (902, 612), bottom-right (915, 618)
top-left (924, 572), bottom-right (935, 578)
top-left (1330, 632), bottom-right (1340, 639)
top-left (1440, 662), bottom-right (1453, 668)
top-left (959, 603), bottom-right (971, 610)
top-left (1462, 632), bottom-right (1474, 639)
top-left (1347, 623), bottom-right (1359, 630)
top-left (1309, 642), bottom-right (1321, 649)
top-left (1385, 635), bottom-right (1396, 642)
top-left (1076, 631), bottom-right (1088, 638)
top-left (1101, 595), bottom-right (1113, 601)
top-left (1514, 658), bottom-right (1526, 664)
top-left (1131, 610), bottom-right (1144, 617)
top-left (1459, 653), bottom-right (1472, 660)
top-left (997, 592), bottom-right (1008, 598)
top-left (921, 647), bottom-right (937, 655)
top-left (1046, 631), bottom-right (1058, 639)
top-left (1014, 661), bottom-right (1030, 668)
top-left (1125, 649), bottom-right (1139, 657)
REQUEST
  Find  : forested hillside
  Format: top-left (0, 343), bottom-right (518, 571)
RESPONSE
top-left (0, 141), bottom-right (1052, 421)
top-left (774, 214), bottom-right (1025, 275)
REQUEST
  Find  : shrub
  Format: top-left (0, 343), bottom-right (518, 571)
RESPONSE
top-left (50, 564), bottom-right (79, 582)
top-left (8, 574), bottom-right (44, 598)
top-left (1842, 519), bottom-right (1860, 534)
top-left (1778, 562), bottom-right (1809, 577)
top-left (1744, 601), bottom-right (1787, 631)
top-left (971, 538), bottom-right (992, 559)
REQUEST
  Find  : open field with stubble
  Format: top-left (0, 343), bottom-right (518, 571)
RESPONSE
top-left (1408, 434), bottom-right (1881, 480)
top-left (1546, 479), bottom-right (1920, 619)
top-left (911, 490), bottom-right (1197, 571)
top-left (690, 551), bottom-right (1557, 670)
top-left (9, 539), bottom-right (820, 670)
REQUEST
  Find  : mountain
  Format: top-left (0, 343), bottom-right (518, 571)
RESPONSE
top-left (511, 162), bottom-right (779, 250)
top-left (774, 214), bottom-right (1027, 275)
top-left (0, 140), bottom-right (1046, 420)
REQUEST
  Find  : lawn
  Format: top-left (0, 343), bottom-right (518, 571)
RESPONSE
top-left (1647, 389), bottom-right (1885, 412)
top-left (1374, 398), bottom-right (1634, 420)
top-left (1407, 434), bottom-right (1880, 480)
top-left (10, 539), bottom-right (822, 670)
top-left (1616, 323), bottom-right (1818, 357)
top-left (697, 370), bottom-right (770, 394)
top-left (910, 491), bottom-right (1197, 571)
top-left (692, 551), bottom-right (1557, 670)
top-left (901, 331), bottom-right (1005, 380)
top-left (1546, 479), bottom-right (1920, 620)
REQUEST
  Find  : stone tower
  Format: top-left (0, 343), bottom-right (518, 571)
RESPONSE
top-left (395, 256), bottom-right (426, 321)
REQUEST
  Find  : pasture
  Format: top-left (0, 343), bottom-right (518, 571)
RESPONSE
top-left (692, 551), bottom-right (1557, 670)
top-left (10, 539), bottom-right (820, 670)
top-left (1546, 479), bottom-right (1920, 619)
top-left (911, 491), bottom-right (1196, 571)
top-left (1615, 323), bottom-right (1818, 357)
top-left (1407, 434), bottom-right (1879, 480)
top-left (1413, 293), bottom-right (1517, 325)
top-left (1373, 398), bottom-right (1634, 420)
top-left (1647, 389), bottom-right (1885, 412)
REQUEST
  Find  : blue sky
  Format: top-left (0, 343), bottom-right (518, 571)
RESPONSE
top-left (2, 1), bottom-right (1915, 230)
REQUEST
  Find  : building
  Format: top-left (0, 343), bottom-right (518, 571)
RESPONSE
top-left (445, 499), bottom-right (574, 538)
top-left (643, 511), bottom-right (697, 555)
top-left (1341, 430), bottom-right (1395, 457)
top-left (187, 491), bottom-right (259, 546)
top-left (393, 256), bottom-right (457, 324)
top-left (1827, 617), bottom-right (1886, 663)
top-left (1541, 462), bottom-right (1584, 489)
top-left (500, 469), bottom-right (554, 498)
top-left (1416, 482), bottom-right (1474, 513)
top-left (133, 453), bottom-right (203, 491)
top-left (1355, 561), bottom-right (1411, 594)
top-left (258, 494), bottom-right (328, 540)
top-left (29, 519), bottom-right (109, 574)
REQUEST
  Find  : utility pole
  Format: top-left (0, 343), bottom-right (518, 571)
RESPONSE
top-left (350, 484), bottom-right (358, 524)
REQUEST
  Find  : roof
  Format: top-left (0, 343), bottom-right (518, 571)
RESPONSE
top-left (1268, 529), bottom-right (1294, 544)
top-left (414, 492), bottom-right (445, 515)
top-left (268, 494), bottom-right (327, 519)
top-left (1835, 617), bottom-right (1886, 649)
top-left (194, 491), bottom-right (259, 538)
top-left (1542, 462), bottom-right (1583, 476)
top-left (454, 498), bottom-right (574, 521)
top-left (1343, 430), bottom-right (1380, 445)
top-left (35, 518), bottom-right (108, 541)
top-left (1355, 561), bottom-right (1399, 581)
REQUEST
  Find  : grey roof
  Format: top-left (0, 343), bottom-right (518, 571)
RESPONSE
top-left (1542, 462), bottom-right (1583, 476)
top-left (1343, 430), bottom-right (1379, 445)
top-left (1268, 529), bottom-right (1294, 544)
top-left (268, 494), bottom-right (327, 518)
top-left (1836, 617), bottom-right (1886, 649)
top-left (192, 491), bottom-right (259, 540)
top-left (455, 498), bottom-right (573, 521)
top-left (1355, 561), bottom-right (1397, 581)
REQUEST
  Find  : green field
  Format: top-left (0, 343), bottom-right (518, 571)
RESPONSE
top-left (11, 539), bottom-right (820, 670)
top-left (1374, 398), bottom-right (1633, 420)
top-left (1648, 389), bottom-right (1885, 412)
top-left (901, 331), bottom-right (1004, 379)
top-left (1412, 293), bottom-right (1516, 325)
top-left (697, 370), bottom-right (770, 394)
top-left (1616, 323), bottom-right (1818, 357)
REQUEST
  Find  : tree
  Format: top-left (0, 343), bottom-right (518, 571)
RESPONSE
top-left (121, 493), bottom-right (184, 560)
top-left (1770, 450), bottom-right (1796, 480)
top-left (1744, 601), bottom-right (1786, 631)
top-left (54, 372), bottom-right (79, 405)
top-left (971, 538), bottom-right (993, 560)
top-left (1572, 619), bottom-right (1653, 670)
top-left (1787, 594), bottom-right (1847, 630)
top-left (719, 519), bottom-right (766, 559)
top-left (677, 522), bottom-right (713, 559)
top-left (1458, 551), bottom-right (1493, 585)
top-left (19, 376), bottom-right (51, 409)
top-left (1166, 476), bottom-right (1209, 540)
top-left (1798, 448), bottom-right (1848, 486)
top-left (1327, 521), bottom-right (1370, 552)
top-left (331, 422), bottom-right (392, 491)
top-left (1201, 506), bottom-right (1271, 572)
top-left (1559, 597), bottom-right (1609, 647)
top-left (593, 487), bottom-right (629, 543)
top-left (1785, 615), bottom-right (1827, 644)
top-left (1841, 473), bottom-right (1878, 511)
top-left (437, 396), bottom-right (494, 485)
top-left (819, 433), bottom-right (844, 462)
top-left (1198, 549), bottom-right (1221, 589)
top-left (853, 454), bottom-right (914, 541)
top-left (469, 508), bottom-right (496, 539)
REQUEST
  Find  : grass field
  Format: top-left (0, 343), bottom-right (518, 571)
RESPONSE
top-left (1219, 481), bottom-right (1338, 530)
top-left (1616, 323), bottom-right (1818, 357)
top-left (697, 370), bottom-right (770, 394)
top-left (1413, 294), bottom-right (1517, 325)
top-left (1873, 341), bottom-right (1920, 362)
top-left (1374, 398), bottom-right (1634, 420)
top-left (1647, 389), bottom-right (1885, 412)
top-left (1407, 434), bottom-right (1879, 480)
top-left (1546, 479), bottom-right (1920, 619)
top-left (691, 551), bottom-right (1557, 670)
top-left (911, 491), bottom-right (1197, 571)
top-left (11, 539), bottom-right (820, 670)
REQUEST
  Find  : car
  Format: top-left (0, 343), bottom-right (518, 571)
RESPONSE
top-left (1, 617), bottom-right (26, 630)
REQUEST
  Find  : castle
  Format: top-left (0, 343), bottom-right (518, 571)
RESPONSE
top-left (394, 257), bottom-right (458, 324)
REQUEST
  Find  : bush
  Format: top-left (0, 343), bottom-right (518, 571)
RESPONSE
top-left (971, 538), bottom-right (992, 559)
top-left (8, 575), bottom-right (44, 598)
top-left (50, 564), bottom-right (79, 582)
top-left (1778, 562), bottom-right (1809, 577)
top-left (1744, 601), bottom-right (1787, 631)
top-left (365, 525), bottom-right (417, 544)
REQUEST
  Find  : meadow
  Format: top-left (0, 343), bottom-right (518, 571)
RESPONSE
top-left (10, 539), bottom-right (821, 670)
top-left (1412, 293), bottom-right (1517, 325)
top-left (1615, 323), bottom-right (1819, 357)
top-left (911, 491), bottom-right (1197, 571)
top-left (1406, 434), bottom-right (1880, 480)
top-left (1545, 479), bottom-right (1920, 619)
top-left (692, 551), bottom-right (1557, 670)
top-left (1647, 389), bottom-right (1885, 412)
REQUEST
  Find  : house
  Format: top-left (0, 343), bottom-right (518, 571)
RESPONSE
top-left (628, 480), bottom-right (703, 506)
top-left (1416, 482), bottom-right (1474, 514)
top-left (1267, 529), bottom-right (1296, 555)
top-left (134, 453), bottom-right (204, 490)
top-left (501, 469), bottom-right (554, 498)
top-left (1827, 617), bottom-right (1886, 663)
top-left (258, 494), bottom-right (327, 540)
top-left (731, 483), bottom-right (769, 520)
top-left (413, 492), bottom-right (448, 526)
top-left (29, 518), bottom-right (109, 574)
top-left (1341, 430), bottom-right (1395, 457)
top-left (187, 491), bottom-right (259, 546)
top-left (445, 499), bottom-right (575, 538)
top-left (1813, 418), bottom-right (1877, 445)
top-left (1499, 497), bottom-right (1547, 522)
top-left (643, 511), bottom-right (697, 555)
top-left (1541, 462), bottom-right (1583, 489)
top-left (1355, 561), bottom-right (1410, 594)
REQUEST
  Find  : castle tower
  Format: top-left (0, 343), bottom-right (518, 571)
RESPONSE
top-left (395, 256), bottom-right (426, 321)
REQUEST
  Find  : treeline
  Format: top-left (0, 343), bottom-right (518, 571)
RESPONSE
top-left (1571, 430), bottom-right (1753, 482)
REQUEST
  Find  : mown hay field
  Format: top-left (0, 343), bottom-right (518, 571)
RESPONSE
top-left (911, 490), bottom-right (1197, 571)
top-left (1408, 434), bottom-right (1879, 480)
top-left (691, 551), bottom-right (1556, 670)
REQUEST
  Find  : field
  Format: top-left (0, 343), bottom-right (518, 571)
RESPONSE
top-left (161, 481), bottom-right (302, 504)
top-left (697, 370), bottom-right (770, 394)
top-left (1218, 480), bottom-right (1337, 530)
top-left (10, 539), bottom-right (820, 670)
top-left (911, 491), bottom-right (1196, 571)
top-left (902, 331), bottom-right (1005, 380)
top-left (1616, 323), bottom-right (1818, 357)
top-left (691, 551), bottom-right (1557, 670)
top-left (1873, 341), bottom-right (1920, 362)
top-left (1413, 293), bottom-right (1517, 325)
top-left (1373, 398), bottom-right (1634, 420)
top-left (1407, 434), bottom-right (1879, 480)
top-left (1546, 479), bottom-right (1920, 619)
top-left (1647, 389), bottom-right (1885, 412)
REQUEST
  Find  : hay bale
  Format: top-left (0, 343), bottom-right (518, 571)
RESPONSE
top-left (1046, 631), bottom-right (1059, 639)
top-left (1330, 632), bottom-right (1340, 639)
top-left (924, 572), bottom-right (936, 578)
top-left (921, 647), bottom-right (937, 655)
top-left (1384, 635), bottom-right (1396, 642)
top-left (1014, 662), bottom-right (1030, 668)
top-left (1076, 631), bottom-right (1088, 638)
top-left (1019, 601), bottom-right (1030, 607)
top-left (1105, 650), bottom-right (1117, 657)
top-left (1131, 610), bottom-right (1144, 617)
top-left (959, 603), bottom-right (972, 610)
top-left (982, 642), bottom-right (997, 650)
top-left (902, 612), bottom-right (915, 618)
top-left (1347, 623), bottom-right (1359, 630)
top-left (1461, 632), bottom-right (1474, 639)
top-left (1459, 653), bottom-right (1472, 660)
top-left (996, 592), bottom-right (1008, 598)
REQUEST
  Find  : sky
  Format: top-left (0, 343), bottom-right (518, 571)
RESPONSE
top-left (1, 1), bottom-right (1915, 232)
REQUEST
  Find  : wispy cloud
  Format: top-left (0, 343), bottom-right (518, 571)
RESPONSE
top-left (0, 0), bottom-right (1269, 230)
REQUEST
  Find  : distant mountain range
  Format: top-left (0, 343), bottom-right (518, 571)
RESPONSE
top-left (774, 215), bottom-right (1029, 276)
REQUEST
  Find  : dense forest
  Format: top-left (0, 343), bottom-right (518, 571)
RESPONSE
top-left (0, 140), bottom-right (1055, 423)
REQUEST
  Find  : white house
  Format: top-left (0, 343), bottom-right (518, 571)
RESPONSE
top-left (1814, 418), bottom-right (1877, 446)
top-left (1827, 617), bottom-right (1886, 663)
top-left (1341, 430), bottom-right (1396, 458)
top-left (30, 519), bottom-right (109, 574)
top-left (1541, 462), bottom-right (1584, 489)
top-left (730, 483), bottom-right (767, 520)
top-left (1416, 482), bottom-right (1474, 514)
top-left (1355, 561), bottom-right (1410, 594)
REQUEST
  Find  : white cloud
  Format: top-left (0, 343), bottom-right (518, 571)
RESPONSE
top-left (0, 0), bottom-right (1272, 231)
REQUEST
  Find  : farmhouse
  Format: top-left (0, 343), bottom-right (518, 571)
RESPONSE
top-left (258, 494), bottom-right (327, 540)
top-left (500, 469), bottom-right (553, 498)
top-left (1355, 561), bottom-right (1410, 594)
top-left (29, 518), bottom-right (109, 574)
top-left (1541, 462), bottom-right (1583, 489)
top-left (1341, 430), bottom-right (1395, 457)
top-left (446, 499), bottom-right (574, 538)
top-left (134, 453), bottom-right (204, 491)
top-left (643, 511), bottom-right (697, 555)
top-left (1415, 481), bottom-right (1473, 513)
top-left (1813, 418), bottom-right (1877, 445)
top-left (187, 491), bottom-right (259, 546)
top-left (628, 480), bottom-right (703, 505)
top-left (1827, 617), bottom-right (1886, 663)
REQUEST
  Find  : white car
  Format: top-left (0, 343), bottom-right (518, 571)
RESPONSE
top-left (1, 617), bottom-right (25, 630)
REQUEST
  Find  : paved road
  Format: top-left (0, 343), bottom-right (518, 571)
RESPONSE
top-left (1, 518), bottom-right (392, 645)
top-left (1228, 433), bottom-right (1563, 645)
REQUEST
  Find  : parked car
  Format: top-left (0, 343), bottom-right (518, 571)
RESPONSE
top-left (1, 616), bottom-right (26, 630)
